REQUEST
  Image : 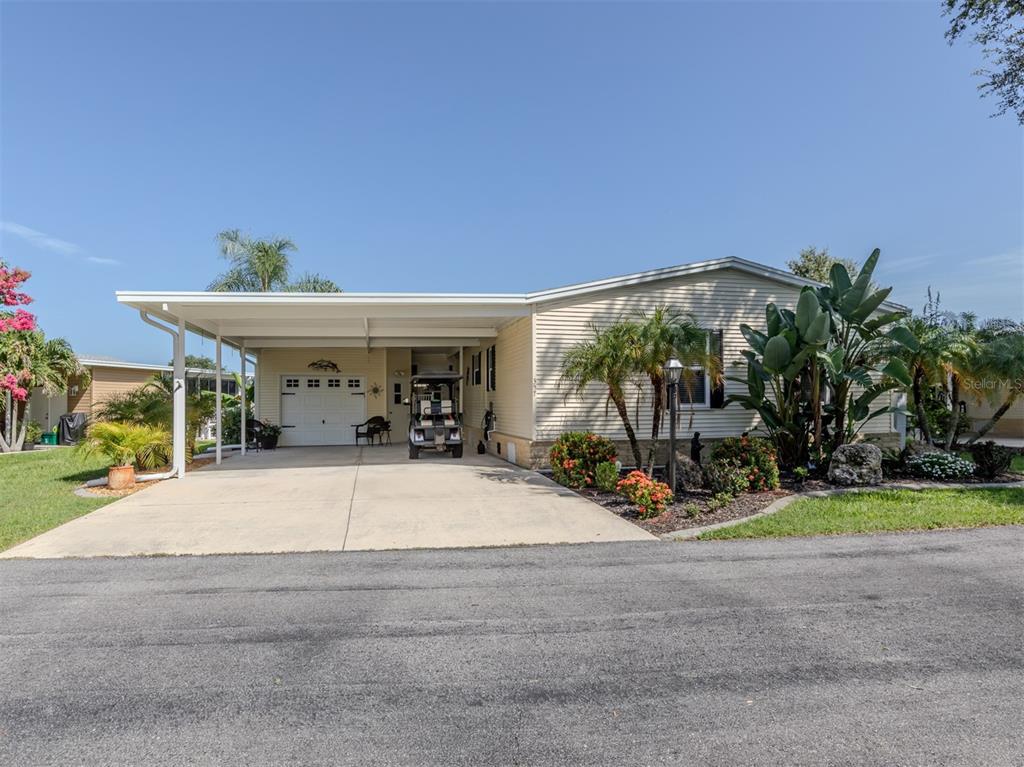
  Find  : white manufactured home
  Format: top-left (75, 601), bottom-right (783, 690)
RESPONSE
top-left (117, 257), bottom-right (903, 474)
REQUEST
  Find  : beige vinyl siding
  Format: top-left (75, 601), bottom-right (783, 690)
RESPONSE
top-left (256, 348), bottom-right (389, 427)
top-left (463, 316), bottom-right (534, 442)
top-left (534, 267), bottom-right (895, 441)
top-left (966, 384), bottom-right (1024, 438)
top-left (80, 366), bottom-right (159, 415)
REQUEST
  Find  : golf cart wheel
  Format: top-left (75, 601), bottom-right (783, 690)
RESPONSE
top-left (409, 445), bottom-right (419, 460)
top-left (451, 445), bottom-right (463, 459)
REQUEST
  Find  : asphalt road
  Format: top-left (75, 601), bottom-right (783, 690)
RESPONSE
top-left (1, 528), bottom-right (1022, 766)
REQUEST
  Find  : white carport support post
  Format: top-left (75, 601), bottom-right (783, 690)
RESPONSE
top-left (240, 343), bottom-right (246, 456)
top-left (253, 352), bottom-right (259, 421)
top-left (173, 317), bottom-right (187, 479)
top-left (215, 335), bottom-right (222, 465)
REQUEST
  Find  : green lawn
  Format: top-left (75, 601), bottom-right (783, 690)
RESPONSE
top-left (195, 439), bottom-right (216, 455)
top-left (0, 448), bottom-right (116, 552)
top-left (700, 488), bottom-right (1024, 540)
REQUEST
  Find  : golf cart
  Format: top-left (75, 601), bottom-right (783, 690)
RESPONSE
top-left (408, 373), bottom-right (464, 459)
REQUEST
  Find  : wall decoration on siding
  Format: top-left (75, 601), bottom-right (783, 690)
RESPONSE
top-left (367, 382), bottom-right (383, 398)
top-left (308, 359), bottom-right (340, 373)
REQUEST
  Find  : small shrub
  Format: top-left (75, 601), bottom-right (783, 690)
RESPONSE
top-left (595, 461), bottom-right (620, 493)
top-left (905, 452), bottom-right (975, 481)
top-left (880, 448), bottom-right (904, 479)
top-left (549, 432), bottom-right (617, 488)
top-left (681, 502), bottom-right (700, 518)
top-left (710, 436), bottom-right (780, 492)
top-left (793, 466), bottom-right (809, 483)
top-left (706, 492), bottom-right (735, 511)
top-left (967, 441), bottom-right (1015, 479)
top-left (616, 470), bottom-right (673, 518)
top-left (704, 459), bottom-right (749, 498)
top-left (24, 421), bottom-right (43, 444)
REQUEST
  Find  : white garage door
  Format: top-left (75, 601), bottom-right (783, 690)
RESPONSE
top-left (280, 375), bottom-right (366, 446)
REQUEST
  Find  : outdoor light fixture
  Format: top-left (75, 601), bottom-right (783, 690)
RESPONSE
top-left (663, 357), bottom-right (683, 492)
top-left (663, 357), bottom-right (683, 384)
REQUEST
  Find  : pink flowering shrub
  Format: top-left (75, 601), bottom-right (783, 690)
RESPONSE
top-left (0, 264), bottom-right (37, 402)
top-left (549, 431), bottom-right (618, 488)
top-left (616, 470), bottom-right (673, 518)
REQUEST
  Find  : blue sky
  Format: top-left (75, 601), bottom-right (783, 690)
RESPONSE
top-left (2, 1), bottom-right (1021, 366)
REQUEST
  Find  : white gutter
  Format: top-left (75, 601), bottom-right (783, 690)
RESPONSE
top-left (135, 310), bottom-right (185, 480)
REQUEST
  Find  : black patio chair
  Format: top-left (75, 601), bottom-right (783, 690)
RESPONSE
top-left (245, 418), bottom-right (266, 453)
top-left (353, 416), bottom-right (387, 446)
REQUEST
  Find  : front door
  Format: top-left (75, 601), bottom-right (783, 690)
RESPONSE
top-left (280, 375), bottom-right (366, 446)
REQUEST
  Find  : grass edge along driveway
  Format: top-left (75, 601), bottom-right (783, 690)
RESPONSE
top-left (699, 487), bottom-right (1024, 540)
top-left (0, 449), bottom-right (115, 552)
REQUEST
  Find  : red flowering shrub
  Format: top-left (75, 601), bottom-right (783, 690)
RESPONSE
top-left (549, 432), bottom-right (617, 488)
top-left (710, 436), bottom-right (780, 492)
top-left (616, 470), bottom-right (673, 518)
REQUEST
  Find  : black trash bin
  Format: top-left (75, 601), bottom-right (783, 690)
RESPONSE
top-left (58, 413), bottom-right (88, 445)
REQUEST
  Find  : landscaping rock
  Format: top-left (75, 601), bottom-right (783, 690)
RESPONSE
top-left (828, 443), bottom-right (883, 486)
top-left (672, 451), bottom-right (705, 490)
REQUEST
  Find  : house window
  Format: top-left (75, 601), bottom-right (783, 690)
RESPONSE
top-left (285, 378), bottom-right (299, 389)
top-left (393, 383), bottom-right (402, 405)
top-left (486, 345), bottom-right (496, 391)
top-left (677, 330), bottom-right (722, 409)
top-left (327, 378), bottom-right (341, 388)
top-left (472, 353), bottom-right (481, 386)
top-left (307, 378), bottom-right (321, 388)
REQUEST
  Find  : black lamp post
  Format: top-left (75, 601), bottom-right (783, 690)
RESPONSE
top-left (663, 357), bottom-right (683, 491)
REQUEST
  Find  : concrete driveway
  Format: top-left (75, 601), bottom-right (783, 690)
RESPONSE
top-left (1, 447), bottom-right (653, 558)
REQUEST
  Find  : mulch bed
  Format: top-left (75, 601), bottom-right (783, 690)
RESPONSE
top-left (576, 486), bottom-right (793, 535)
top-left (78, 456), bottom-right (218, 497)
top-left (574, 471), bottom-right (1023, 536)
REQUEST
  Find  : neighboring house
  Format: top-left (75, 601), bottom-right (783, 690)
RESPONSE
top-left (116, 256), bottom-right (906, 469)
top-left (26, 355), bottom-right (238, 434)
top-left (964, 383), bottom-right (1024, 439)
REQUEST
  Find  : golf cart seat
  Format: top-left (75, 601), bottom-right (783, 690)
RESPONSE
top-left (420, 400), bottom-right (454, 416)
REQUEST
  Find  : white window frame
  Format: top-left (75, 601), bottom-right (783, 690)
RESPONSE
top-left (677, 332), bottom-right (712, 410)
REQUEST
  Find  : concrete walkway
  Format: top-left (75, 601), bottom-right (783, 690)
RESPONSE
top-left (1, 447), bottom-right (654, 558)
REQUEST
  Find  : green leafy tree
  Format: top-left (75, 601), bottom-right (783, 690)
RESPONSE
top-left (787, 246), bottom-right (859, 284)
top-left (167, 354), bottom-right (217, 370)
top-left (944, 0), bottom-right (1024, 123)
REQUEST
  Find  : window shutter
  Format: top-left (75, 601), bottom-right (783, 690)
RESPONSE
top-left (709, 329), bottom-right (726, 409)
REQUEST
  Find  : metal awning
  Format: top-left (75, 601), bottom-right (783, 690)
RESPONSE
top-left (116, 291), bottom-right (531, 349)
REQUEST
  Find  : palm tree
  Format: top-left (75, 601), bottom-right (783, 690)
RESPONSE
top-left (630, 307), bottom-right (720, 471)
top-left (965, 328), bottom-right (1024, 443)
top-left (0, 333), bottom-right (89, 452)
top-left (939, 312), bottom-right (979, 450)
top-left (560, 322), bottom-right (644, 468)
top-left (208, 230), bottom-right (296, 292)
top-left (285, 272), bottom-right (342, 293)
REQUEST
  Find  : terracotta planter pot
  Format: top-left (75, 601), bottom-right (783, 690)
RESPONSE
top-left (108, 465), bottom-right (136, 490)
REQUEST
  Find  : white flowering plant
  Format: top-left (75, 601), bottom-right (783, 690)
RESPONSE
top-left (905, 452), bottom-right (975, 481)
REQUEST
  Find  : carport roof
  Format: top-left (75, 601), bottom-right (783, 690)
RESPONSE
top-left (116, 256), bottom-right (907, 348)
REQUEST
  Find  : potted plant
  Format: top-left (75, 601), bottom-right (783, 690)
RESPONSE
top-left (76, 422), bottom-right (171, 489)
top-left (259, 422), bottom-right (282, 450)
top-left (22, 421), bottom-right (43, 451)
